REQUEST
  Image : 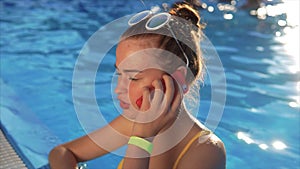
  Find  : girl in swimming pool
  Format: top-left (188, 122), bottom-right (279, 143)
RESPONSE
top-left (49, 1), bottom-right (226, 169)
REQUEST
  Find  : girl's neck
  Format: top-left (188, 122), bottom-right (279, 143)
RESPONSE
top-left (151, 108), bottom-right (200, 155)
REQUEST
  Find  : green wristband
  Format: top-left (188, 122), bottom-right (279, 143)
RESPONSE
top-left (128, 136), bottom-right (153, 154)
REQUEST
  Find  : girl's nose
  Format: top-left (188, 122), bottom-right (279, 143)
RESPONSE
top-left (114, 76), bottom-right (128, 94)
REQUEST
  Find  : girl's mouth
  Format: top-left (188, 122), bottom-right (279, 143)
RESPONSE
top-left (119, 100), bottom-right (130, 109)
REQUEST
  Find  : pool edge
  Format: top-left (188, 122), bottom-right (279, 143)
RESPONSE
top-left (0, 122), bottom-right (34, 169)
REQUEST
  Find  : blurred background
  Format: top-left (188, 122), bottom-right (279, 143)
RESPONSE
top-left (1, 0), bottom-right (299, 169)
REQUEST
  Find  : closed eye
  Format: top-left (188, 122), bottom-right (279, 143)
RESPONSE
top-left (115, 70), bottom-right (140, 81)
top-left (129, 77), bottom-right (139, 81)
top-left (115, 66), bottom-right (143, 80)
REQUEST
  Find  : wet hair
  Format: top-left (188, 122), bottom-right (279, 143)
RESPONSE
top-left (120, 0), bottom-right (205, 84)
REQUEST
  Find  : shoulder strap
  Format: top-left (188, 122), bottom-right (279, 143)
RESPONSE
top-left (172, 130), bottom-right (211, 169)
top-left (117, 159), bottom-right (124, 169)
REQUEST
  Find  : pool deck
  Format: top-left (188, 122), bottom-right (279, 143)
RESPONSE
top-left (0, 129), bottom-right (28, 169)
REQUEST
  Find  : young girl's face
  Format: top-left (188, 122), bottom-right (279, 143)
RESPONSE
top-left (114, 39), bottom-right (165, 110)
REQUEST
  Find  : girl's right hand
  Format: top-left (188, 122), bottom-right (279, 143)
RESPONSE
top-left (123, 74), bottom-right (182, 138)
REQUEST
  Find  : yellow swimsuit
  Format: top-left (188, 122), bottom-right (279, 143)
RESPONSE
top-left (117, 130), bottom-right (211, 169)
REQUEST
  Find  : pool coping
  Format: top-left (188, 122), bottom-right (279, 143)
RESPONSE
top-left (0, 123), bottom-right (32, 169)
top-left (0, 122), bottom-right (53, 169)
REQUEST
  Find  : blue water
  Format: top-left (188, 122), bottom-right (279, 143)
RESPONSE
top-left (1, 0), bottom-right (299, 169)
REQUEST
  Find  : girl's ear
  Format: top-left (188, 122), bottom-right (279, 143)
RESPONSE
top-left (171, 66), bottom-right (188, 93)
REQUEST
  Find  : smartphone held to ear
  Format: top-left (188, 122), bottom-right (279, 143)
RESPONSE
top-left (136, 80), bottom-right (166, 108)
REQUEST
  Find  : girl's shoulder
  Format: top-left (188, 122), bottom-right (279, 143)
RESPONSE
top-left (176, 131), bottom-right (226, 169)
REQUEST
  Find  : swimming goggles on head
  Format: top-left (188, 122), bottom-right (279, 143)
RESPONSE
top-left (128, 10), bottom-right (190, 67)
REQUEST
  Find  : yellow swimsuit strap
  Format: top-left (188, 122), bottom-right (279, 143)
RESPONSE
top-left (172, 130), bottom-right (211, 169)
top-left (117, 159), bottom-right (124, 169)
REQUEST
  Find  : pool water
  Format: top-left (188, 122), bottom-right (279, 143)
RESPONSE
top-left (1, 0), bottom-right (299, 169)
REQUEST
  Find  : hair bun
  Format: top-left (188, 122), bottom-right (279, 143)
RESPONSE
top-left (185, 0), bottom-right (202, 9)
top-left (169, 0), bottom-right (202, 28)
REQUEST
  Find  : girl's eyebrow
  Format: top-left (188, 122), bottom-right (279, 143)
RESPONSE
top-left (114, 64), bottom-right (143, 73)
